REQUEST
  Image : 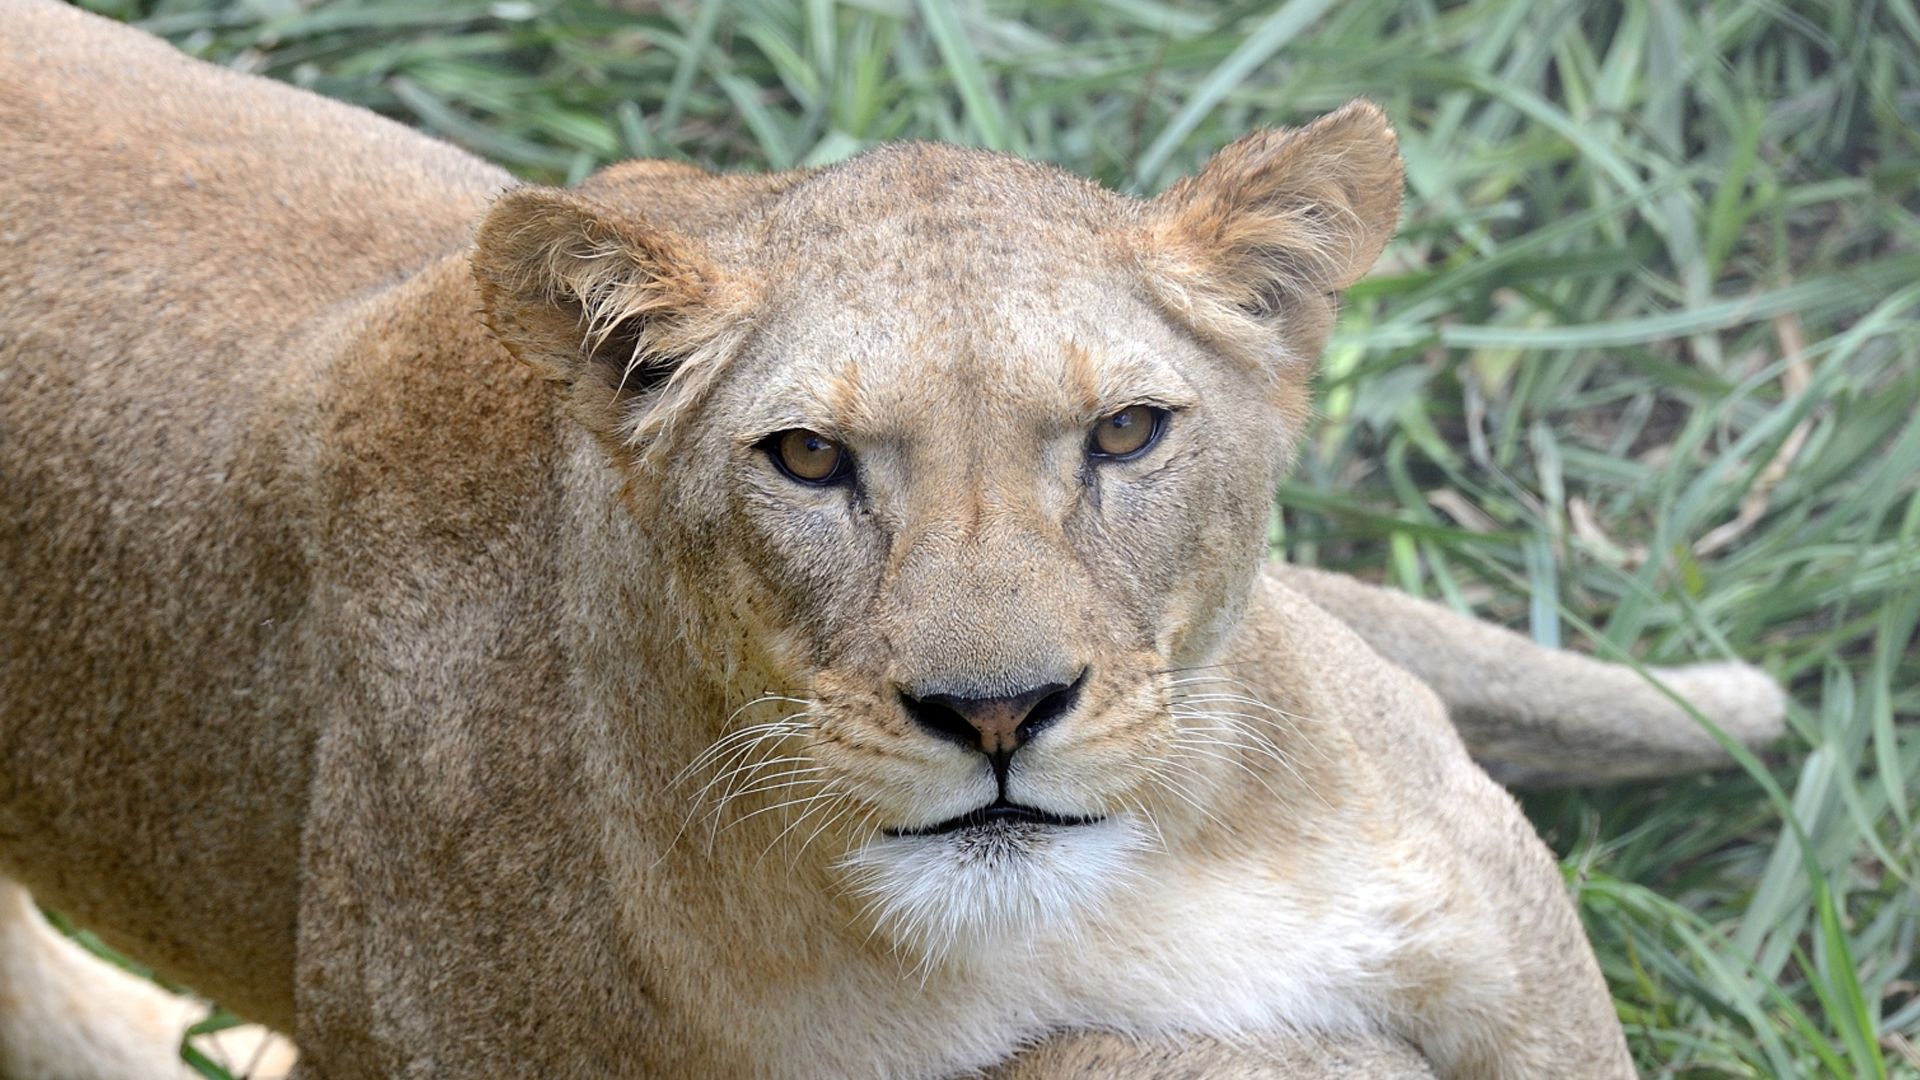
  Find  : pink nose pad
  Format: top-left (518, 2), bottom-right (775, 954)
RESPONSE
top-left (897, 669), bottom-right (1088, 780)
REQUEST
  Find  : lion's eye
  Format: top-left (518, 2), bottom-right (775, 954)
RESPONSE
top-left (767, 429), bottom-right (852, 485)
top-left (1088, 406), bottom-right (1167, 461)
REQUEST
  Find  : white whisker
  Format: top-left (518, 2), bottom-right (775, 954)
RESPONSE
top-left (723, 787), bottom-right (843, 832)
top-left (758, 782), bottom-right (846, 865)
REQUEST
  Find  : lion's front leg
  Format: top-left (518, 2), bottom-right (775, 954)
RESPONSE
top-left (981, 1029), bottom-right (1437, 1079)
top-left (291, 694), bottom-right (652, 1077)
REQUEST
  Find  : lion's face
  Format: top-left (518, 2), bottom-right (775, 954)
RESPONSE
top-left (473, 104), bottom-right (1401, 959)
top-left (678, 168), bottom-right (1286, 952)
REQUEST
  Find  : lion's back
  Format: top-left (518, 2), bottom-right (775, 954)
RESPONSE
top-left (0, 0), bottom-right (511, 1028)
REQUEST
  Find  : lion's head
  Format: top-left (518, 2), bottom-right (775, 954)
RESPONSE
top-left (472, 101), bottom-right (1401, 960)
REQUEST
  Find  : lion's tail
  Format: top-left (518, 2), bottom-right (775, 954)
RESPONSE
top-left (1269, 563), bottom-right (1788, 787)
top-left (0, 876), bottom-right (297, 1080)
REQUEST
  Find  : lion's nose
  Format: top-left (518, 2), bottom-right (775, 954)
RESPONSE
top-left (898, 669), bottom-right (1087, 766)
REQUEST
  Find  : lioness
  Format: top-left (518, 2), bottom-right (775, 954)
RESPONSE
top-left (0, 3), bottom-right (1786, 1077)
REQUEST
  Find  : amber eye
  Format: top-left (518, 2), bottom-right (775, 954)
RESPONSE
top-left (767, 428), bottom-right (852, 485)
top-left (1089, 406), bottom-right (1167, 461)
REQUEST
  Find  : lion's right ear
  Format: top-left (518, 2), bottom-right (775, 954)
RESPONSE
top-left (471, 187), bottom-right (751, 434)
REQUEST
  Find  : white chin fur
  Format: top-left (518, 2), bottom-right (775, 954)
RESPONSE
top-left (840, 816), bottom-right (1147, 966)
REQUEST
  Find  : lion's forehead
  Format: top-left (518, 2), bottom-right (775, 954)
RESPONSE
top-left (756, 149), bottom-right (1139, 303)
top-left (735, 276), bottom-right (1201, 442)
top-left (758, 213), bottom-right (1133, 317)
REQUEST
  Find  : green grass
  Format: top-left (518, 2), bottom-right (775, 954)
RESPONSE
top-left (81, 0), bottom-right (1920, 1075)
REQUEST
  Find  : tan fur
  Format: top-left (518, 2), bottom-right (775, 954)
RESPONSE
top-left (981, 1028), bottom-right (1437, 1079)
top-left (1, 4), bottom-right (1784, 1077)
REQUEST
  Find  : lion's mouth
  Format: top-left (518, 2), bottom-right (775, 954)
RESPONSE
top-left (887, 799), bottom-right (1104, 837)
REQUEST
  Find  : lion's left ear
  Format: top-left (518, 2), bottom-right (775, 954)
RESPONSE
top-left (471, 186), bottom-right (752, 438)
top-left (1144, 100), bottom-right (1402, 321)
